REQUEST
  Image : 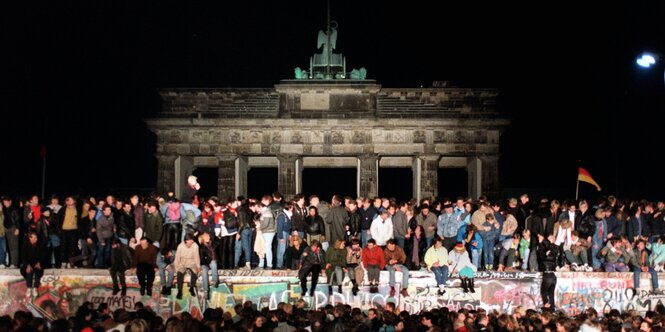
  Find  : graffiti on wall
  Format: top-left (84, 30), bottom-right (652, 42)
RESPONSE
top-left (1, 270), bottom-right (664, 319)
top-left (555, 272), bottom-right (665, 315)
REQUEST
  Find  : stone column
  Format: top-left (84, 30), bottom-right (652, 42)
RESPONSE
top-left (156, 154), bottom-right (177, 194)
top-left (295, 158), bottom-right (304, 194)
top-left (218, 155), bottom-right (237, 200)
top-left (174, 156), bottom-right (194, 200)
top-left (235, 156), bottom-right (249, 198)
top-left (358, 154), bottom-right (379, 198)
top-left (277, 154), bottom-right (300, 199)
top-left (413, 154), bottom-right (439, 201)
top-left (480, 155), bottom-right (500, 199)
top-left (467, 157), bottom-right (482, 200)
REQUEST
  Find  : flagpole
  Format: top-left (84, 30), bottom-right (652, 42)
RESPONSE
top-left (576, 162), bottom-right (580, 201)
top-left (575, 179), bottom-right (579, 201)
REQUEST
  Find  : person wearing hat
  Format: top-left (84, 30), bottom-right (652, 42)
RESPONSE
top-left (437, 203), bottom-right (462, 252)
top-left (449, 242), bottom-right (477, 293)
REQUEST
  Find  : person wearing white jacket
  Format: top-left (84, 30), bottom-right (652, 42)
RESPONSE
top-left (370, 211), bottom-right (393, 247)
top-left (448, 242), bottom-right (478, 293)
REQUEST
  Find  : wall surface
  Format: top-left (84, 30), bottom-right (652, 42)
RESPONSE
top-left (1, 270), bottom-right (662, 320)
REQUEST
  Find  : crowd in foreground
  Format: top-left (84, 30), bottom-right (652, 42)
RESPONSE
top-left (2, 300), bottom-right (664, 332)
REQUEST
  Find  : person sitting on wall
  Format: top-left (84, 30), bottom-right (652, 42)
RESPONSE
top-left (299, 239), bottom-right (326, 298)
top-left (601, 238), bottom-right (630, 272)
top-left (346, 237), bottom-right (364, 296)
top-left (384, 239), bottom-right (410, 297)
top-left (157, 247), bottom-right (175, 296)
top-left (131, 237), bottom-right (158, 296)
top-left (497, 233), bottom-right (521, 272)
top-left (175, 233), bottom-right (201, 299)
top-left (448, 242), bottom-right (477, 293)
top-left (284, 235), bottom-right (307, 271)
top-left (325, 239), bottom-right (347, 294)
top-left (198, 232), bottom-right (219, 300)
top-left (21, 231), bottom-right (43, 298)
top-left (563, 230), bottom-right (592, 272)
top-left (424, 236), bottom-right (450, 295)
top-left (630, 239), bottom-right (661, 294)
top-left (362, 239), bottom-right (385, 294)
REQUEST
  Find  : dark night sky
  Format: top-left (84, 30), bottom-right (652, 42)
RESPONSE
top-left (1, 1), bottom-right (664, 201)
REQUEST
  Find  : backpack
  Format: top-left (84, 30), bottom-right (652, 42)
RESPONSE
top-left (167, 202), bottom-right (181, 221)
top-left (181, 210), bottom-right (199, 233)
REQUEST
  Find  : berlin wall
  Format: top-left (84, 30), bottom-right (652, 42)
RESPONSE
top-left (1, 270), bottom-right (663, 319)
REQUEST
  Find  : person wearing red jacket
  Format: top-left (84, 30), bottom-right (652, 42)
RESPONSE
top-left (362, 239), bottom-right (385, 293)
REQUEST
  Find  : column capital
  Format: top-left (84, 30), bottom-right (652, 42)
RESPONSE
top-left (276, 154), bottom-right (300, 162)
top-left (216, 154), bottom-right (238, 162)
top-left (416, 154), bottom-right (441, 162)
top-left (358, 153), bottom-right (380, 161)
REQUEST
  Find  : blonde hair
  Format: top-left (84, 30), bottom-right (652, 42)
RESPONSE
top-left (127, 319), bottom-right (149, 332)
top-left (290, 235), bottom-right (302, 246)
top-left (198, 232), bottom-right (209, 244)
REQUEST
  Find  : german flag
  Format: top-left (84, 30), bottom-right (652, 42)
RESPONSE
top-left (578, 167), bottom-right (601, 191)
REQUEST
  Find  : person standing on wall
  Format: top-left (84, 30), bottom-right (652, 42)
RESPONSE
top-left (537, 233), bottom-right (559, 310)
top-left (299, 239), bottom-right (325, 298)
top-left (109, 238), bottom-right (132, 296)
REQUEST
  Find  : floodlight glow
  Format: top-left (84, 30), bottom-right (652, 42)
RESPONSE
top-left (636, 53), bottom-right (657, 68)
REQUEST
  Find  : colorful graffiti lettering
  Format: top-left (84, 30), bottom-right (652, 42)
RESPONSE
top-left (2, 270), bottom-right (664, 319)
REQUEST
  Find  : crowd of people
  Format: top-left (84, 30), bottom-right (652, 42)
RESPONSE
top-left (2, 175), bottom-right (665, 307)
top-left (2, 299), bottom-right (664, 332)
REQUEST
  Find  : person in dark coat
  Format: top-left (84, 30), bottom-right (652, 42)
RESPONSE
top-left (536, 234), bottom-right (560, 310)
top-left (406, 225), bottom-right (427, 270)
top-left (305, 206), bottom-right (325, 245)
top-left (575, 200), bottom-right (596, 241)
top-left (284, 235), bottom-right (307, 270)
top-left (299, 239), bottom-right (326, 297)
top-left (70, 207), bottom-right (98, 268)
top-left (132, 237), bottom-right (159, 296)
top-left (109, 238), bottom-right (132, 296)
top-left (346, 201), bottom-right (362, 244)
top-left (21, 231), bottom-right (43, 298)
top-left (324, 196), bottom-right (349, 247)
top-left (115, 202), bottom-right (135, 245)
top-left (2, 196), bottom-right (22, 268)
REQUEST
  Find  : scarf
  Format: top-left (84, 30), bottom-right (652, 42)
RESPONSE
top-left (412, 236), bottom-right (420, 266)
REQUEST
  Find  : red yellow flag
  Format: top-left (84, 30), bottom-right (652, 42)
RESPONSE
top-left (578, 167), bottom-right (601, 191)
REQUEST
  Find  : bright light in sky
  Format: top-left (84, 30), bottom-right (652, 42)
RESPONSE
top-left (636, 53), bottom-right (657, 68)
